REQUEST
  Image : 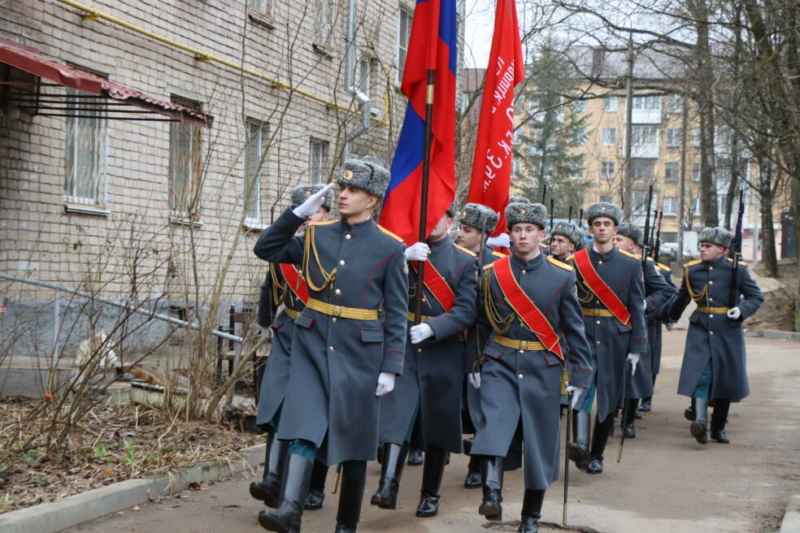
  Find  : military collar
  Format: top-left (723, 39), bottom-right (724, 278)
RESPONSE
top-left (428, 234), bottom-right (452, 250)
top-left (511, 250), bottom-right (545, 270)
top-left (589, 245), bottom-right (618, 261)
top-left (705, 254), bottom-right (728, 267)
top-left (339, 215), bottom-right (375, 234)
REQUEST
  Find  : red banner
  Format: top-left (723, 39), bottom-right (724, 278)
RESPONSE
top-left (466, 0), bottom-right (524, 235)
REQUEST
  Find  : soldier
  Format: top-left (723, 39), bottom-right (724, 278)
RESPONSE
top-left (253, 160), bottom-right (408, 533)
top-left (371, 205), bottom-right (478, 517)
top-left (250, 185), bottom-right (334, 512)
top-left (455, 203), bottom-right (505, 489)
top-left (668, 228), bottom-right (763, 445)
top-left (470, 202), bottom-right (593, 533)
top-left (549, 222), bottom-right (582, 262)
top-left (612, 223), bottom-right (675, 438)
top-left (641, 256), bottom-right (678, 412)
top-left (566, 203), bottom-right (647, 475)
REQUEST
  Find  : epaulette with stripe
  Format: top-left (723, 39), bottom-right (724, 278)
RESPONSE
top-left (547, 256), bottom-right (573, 271)
top-left (376, 225), bottom-right (403, 242)
top-left (491, 251), bottom-right (507, 258)
top-left (646, 256), bottom-right (655, 262)
top-left (657, 263), bottom-right (672, 272)
top-left (309, 220), bottom-right (337, 227)
top-left (452, 243), bottom-right (477, 257)
top-left (483, 263), bottom-right (496, 271)
top-left (565, 254), bottom-right (575, 262)
top-left (726, 257), bottom-right (747, 265)
top-left (618, 249), bottom-right (639, 260)
top-left (684, 259), bottom-right (702, 268)
top-left (539, 243), bottom-right (549, 249)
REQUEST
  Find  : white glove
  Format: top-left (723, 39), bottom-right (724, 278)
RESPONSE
top-left (627, 353), bottom-right (640, 375)
top-left (486, 233), bottom-right (510, 248)
top-left (404, 242), bottom-right (431, 262)
top-left (643, 299), bottom-right (647, 311)
top-left (726, 307), bottom-right (741, 320)
top-left (292, 183), bottom-right (334, 219)
top-left (468, 372), bottom-right (481, 390)
top-left (410, 323), bottom-right (434, 344)
top-left (565, 385), bottom-right (585, 410)
top-left (376, 372), bottom-right (396, 396)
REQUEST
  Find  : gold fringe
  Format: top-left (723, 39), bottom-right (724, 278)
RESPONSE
top-left (302, 225), bottom-right (337, 292)
top-left (482, 269), bottom-right (514, 335)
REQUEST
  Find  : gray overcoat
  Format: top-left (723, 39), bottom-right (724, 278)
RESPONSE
top-left (253, 208), bottom-right (408, 465)
top-left (650, 263), bottom-right (677, 375)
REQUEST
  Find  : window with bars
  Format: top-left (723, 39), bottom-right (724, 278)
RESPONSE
top-left (245, 120), bottom-right (267, 225)
top-left (397, 6), bottom-right (413, 83)
top-left (169, 96), bottom-right (203, 217)
top-left (602, 128), bottom-right (617, 146)
top-left (665, 162), bottom-right (679, 182)
top-left (309, 139), bottom-right (328, 184)
top-left (64, 88), bottom-right (108, 206)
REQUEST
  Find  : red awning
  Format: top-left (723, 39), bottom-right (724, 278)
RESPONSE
top-left (0, 37), bottom-right (210, 127)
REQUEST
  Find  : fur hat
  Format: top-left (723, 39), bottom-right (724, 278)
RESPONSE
top-left (616, 222), bottom-right (644, 247)
top-left (290, 184), bottom-right (333, 212)
top-left (699, 227), bottom-right (734, 249)
top-left (506, 202), bottom-right (547, 230)
top-left (551, 222), bottom-right (581, 245)
top-left (459, 203), bottom-right (499, 234)
top-left (336, 159), bottom-right (391, 199)
top-left (509, 195), bottom-right (531, 204)
top-left (586, 202), bottom-right (622, 225)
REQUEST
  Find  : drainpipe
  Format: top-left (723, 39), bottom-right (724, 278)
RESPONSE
top-left (343, 0), bottom-right (371, 160)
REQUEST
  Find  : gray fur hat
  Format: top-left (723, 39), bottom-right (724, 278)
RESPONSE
top-left (586, 202), bottom-right (622, 225)
top-left (336, 159), bottom-right (391, 199)
top-left (551, 222), bottom-right (581, 245)
top-left (291, 184), bottom-right (333, 212)
top-left (459, 203), bottom-right (499, 234)
top-left (616, 222), bottom-right (644, 247)
top-left (699, 227), bottom-right (734, 249)
top-left (509, 195), bottom-right (531, 204)
top-left (506, 202), bottom-right (547, 230)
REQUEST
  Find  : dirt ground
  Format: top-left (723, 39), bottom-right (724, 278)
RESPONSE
top-left (62, 329), bottom-right (800, 533)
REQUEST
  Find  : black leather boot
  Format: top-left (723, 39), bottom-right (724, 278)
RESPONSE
top-left (250, 433), bottom-right (289, 508)
top-left (407, 446), bottom-right (423, 466)
top-left (478, 456), bottom-right (504, 521)
top-left (416, 445), bottom-right (447, 517)
top-left (684, 400), bottom-right (695, 421)
top-left (568, 410), bottom-right (591, 470)
top-left (334, 473), bottom-right (366, 532)
top-left (464, 454), bottom-right (482, 489)
top-left (690, 397), bottom-right (708, 444)
top-left (639, 397), bottom-right (652, 412)
top-left (518, 489), bottom-right (545, 533)
top-left (304, 461), bottom-right (329, 510)
top-left (587, 416), bottom-right (613, 474)
top-left (623, 399), bottom-right (638, 438)
top-left (370, 442), bottom-right (409, 509)
top-left (710, 399), bottom-right (731, 444)
top-left (258, 453), bottom-right (313, 533)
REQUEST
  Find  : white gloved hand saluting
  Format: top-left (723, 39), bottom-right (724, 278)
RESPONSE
top-left (376, 372), bottom-right (396, 396)
top-left (404, 242), bottom-right (430, 262)
top-left (486, 233), bottom-right (510, 248)
top-left (468, 372), bottom-right (481, 390)
top-left (726, 307), bottom-right (741, 320)
top-left (627, 353), bottom-right (640, 375)
top-left (292, 183), bottom-right (335, 219)
top-left (410, 323), bottom-right (434, 344)
top-left (565, 385), bottom-right (585, 410)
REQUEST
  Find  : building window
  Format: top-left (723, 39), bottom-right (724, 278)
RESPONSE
top-left (663, 196), bottom-right (677, 215)
top-left (358, 57), bottom-right (371, 96)
top-left (693, 128), bottom-right (701, 147)
top-left (64, 88), bottom-right (107, 206)
top-left (632, 95), bottom-right (661, 110)
top-left (631, 189), bottom-right (654, 214)
top-left (397, 6), bottom-right (413, 83)
top-left (604, 97), bottom-right (618, 112)
top-left (601, 161), bottom-right (615, 180)
top-left (631, 161), bottom-right (654, 182)
top-left (309, 139), bottom-right (328, 183)
top-left (572, 99), bottom-right (586, 113)
top-left (574, 128), bottom-right (586, 146)
top-left (602, 128), bottom-right (617, 146)
top-left (632, 125), bottom-right (658, 146)
top-left (665, 162), bottom-right (679, 182)
top-left (691, 197), bottom-right (700, 215)
top-left (169, 96), bottom-right (203, 217)
top-left (692, 163), bottom-right (701, 182)
top-left (245, 120), bottom-right (267, 225)
top-left (570, 164), bottom-right (584, 180)
top-left (313, 0), bottom-right (335, 48)
top-left (666, 94), bottom-right (682, 113)
top-left (666, 128), bottom-right (681, 147)
top-left (248, 0), bottom-right (272, 15)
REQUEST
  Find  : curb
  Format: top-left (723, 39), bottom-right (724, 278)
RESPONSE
top-left (782, 495), bottom-right (800, 533)
top-left (763, 330), bottom-right (800, 342)
top-left (0, 443), bottom-right (266, 533)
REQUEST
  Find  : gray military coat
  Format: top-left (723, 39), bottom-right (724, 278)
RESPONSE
top-left (568, 248), bottom-right (647, 422)
top-left (253, 208), bottom-right (408, 465)
top-left (668, 255), bottom-right (763, 401)
top-left (379, 236), bottom-right (478, 453)
top-left (471, 253), bottom-right (594, 490)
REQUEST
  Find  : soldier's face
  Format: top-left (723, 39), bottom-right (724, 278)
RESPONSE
top-left (612, 234), bottom-right (636, 253)
top-left (699, 242), bottom-right (726, 262)
top-left (304, 207), bottom-right (331, 226)
top-left (337, 185), bottom-right (378, 217)
top-left (589, 218), bottom-right (617, 244)
top-left (428, 213), bottom-right (454, 241)
top-left (456, 224), bottom-right (482, 252)
top-left (510, 223), bottom-right (545, 255)
top-left (550, 235), bottom-right (574, 258)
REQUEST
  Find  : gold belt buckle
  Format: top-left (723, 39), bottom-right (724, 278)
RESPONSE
top-left (519, 340), bottom-right (528, 351)
top-left (333, 305), bottom-right (343, 317)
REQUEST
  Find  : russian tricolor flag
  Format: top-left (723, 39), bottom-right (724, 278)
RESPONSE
top-left (380, 0), bottom-right (457, 244)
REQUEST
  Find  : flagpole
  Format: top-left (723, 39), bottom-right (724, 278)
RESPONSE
top-left (414, 69), bottom-right (435, 325)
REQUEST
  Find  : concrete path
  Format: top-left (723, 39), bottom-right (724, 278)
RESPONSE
top-left (63, 330), bottom-right (800, 533)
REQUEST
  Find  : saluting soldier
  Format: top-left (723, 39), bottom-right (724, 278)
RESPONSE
top-left (612, 223), bottom-right (675, 438)
top-left (641, 256), bottom-right (678, 412)
top-left (371, 205), bottom-right (478, 517)
top-left (668, 228), bottom-right (763, 445)
top-left (455, 203), bottom-right (505, 489)
top-left (250, 185), bottom-right (334, 512)
top-left (470, 202), bottom-right (593, 532)
top-left (253, 160), bottom-right (408, 533)
top-left (566, 203), bottom-right (647, 475)
top-left (549, 222), bottom-right (583, 262)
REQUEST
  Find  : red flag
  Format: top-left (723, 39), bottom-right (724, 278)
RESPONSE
top-left (466, 0), bottom-right (524, 235)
